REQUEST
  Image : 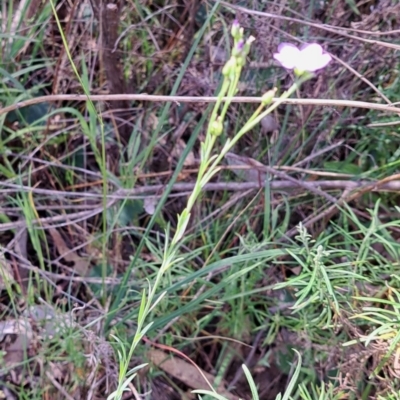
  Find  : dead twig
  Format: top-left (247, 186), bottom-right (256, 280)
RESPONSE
top-left (92, 1), bottom-right (132, 144)
top-left (1, 94), bottom-right (399, 117)
top-left (1, 179), bottom-right (400, 204)
top-left (282, 173), bottom-right (400, 239)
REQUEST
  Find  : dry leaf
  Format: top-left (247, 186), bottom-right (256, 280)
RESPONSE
top-left (261, 115), bottom-right (279, 134)
top-left (172, 138), bottom-right (196, 167)
top-left (144, 197), bottom-right (157, 215)
top-left (145, 112), bottom-right (159, 131)
top-left (148, 349), bottom-right (236, 400)
top-left (48, 228), bottom-right (89, 276)
top-left (0, 319), bottom-right (33, 380)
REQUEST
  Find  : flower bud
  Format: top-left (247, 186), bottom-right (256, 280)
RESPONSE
top-left (222, 57), bottom-right (237, 79)
top-left (261, 88), bottom-right (277, 106)
top-left (231, 39), bottom-right (244, 58)
top-left (236, 56), bottom-right (246, 67)
top-left (210, 117), bottom-right (223, 136)
top-left (243, 36), bottom-right (255, 57)
top-left (231, 20), bottom-right (241, 40)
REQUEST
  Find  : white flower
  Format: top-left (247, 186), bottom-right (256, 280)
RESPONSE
top-left (273, 43), bottom-right (331, 72)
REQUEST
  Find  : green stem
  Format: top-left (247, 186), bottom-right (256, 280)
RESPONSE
top-left (220, 65), bottom-right (242, 122)
top-left (207, 77), bottom-right (230, 135)
top-left (204, 74), bottom-right (312, 181)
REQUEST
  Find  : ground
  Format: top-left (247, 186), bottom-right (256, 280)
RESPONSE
top-left (1, 0), bottom-right (400, 399)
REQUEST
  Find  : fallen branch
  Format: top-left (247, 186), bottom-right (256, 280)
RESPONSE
top-left (1, 179), bottom-right (400, 201)
top-left (1, 94), bottom-right (399, 117)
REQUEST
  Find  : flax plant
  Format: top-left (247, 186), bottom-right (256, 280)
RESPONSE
top-left (109, 24), bottom-right (332, 400)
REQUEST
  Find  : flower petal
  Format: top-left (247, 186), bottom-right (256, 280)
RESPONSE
top-left (307, 53), bottom-right (332, 71)
top-left (277, 42), bottom-right (298, 52)
top-left (274, 42), bottom-right (331, 72)
top-left (298, 44), bottom-right (331, 71)
top-left (299, 43), bottom-right (324, 57)
top-left (273, 43), bottom-right (299, 69)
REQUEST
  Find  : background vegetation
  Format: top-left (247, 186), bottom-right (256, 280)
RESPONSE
top-left (1, 0), bottom-right (400, 399)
